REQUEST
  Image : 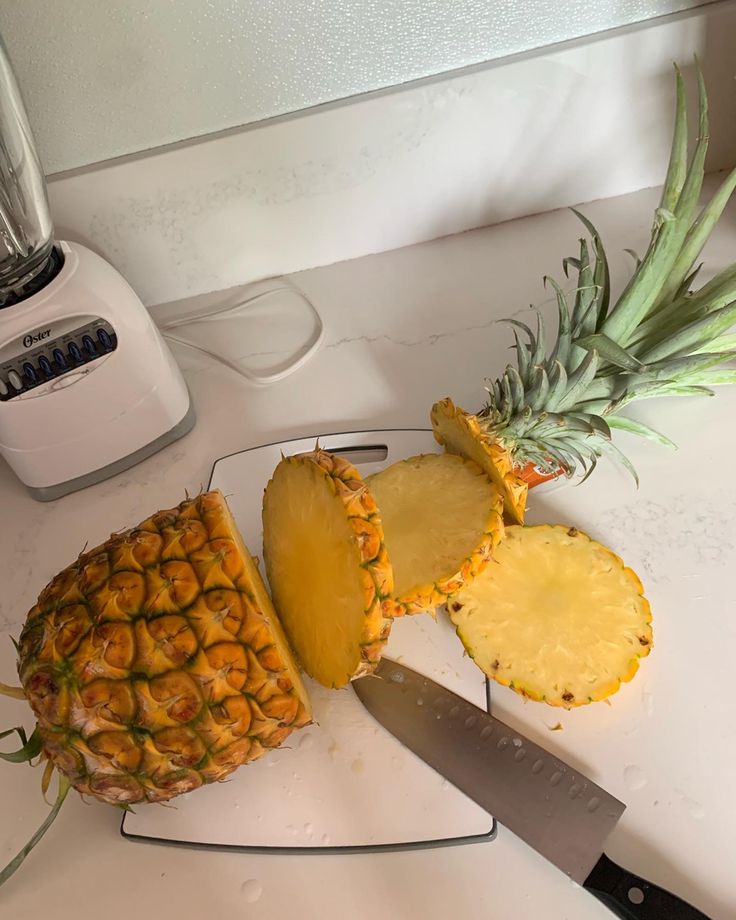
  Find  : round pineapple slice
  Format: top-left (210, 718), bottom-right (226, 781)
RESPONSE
top-left (366, 453), bottom-right (503, 616)
top-left (263, 448), bottom-right (394, 689)
top-left (431, 397), bottom-right (527, 525)
top-left (448, 525), bottom-right (652, 708)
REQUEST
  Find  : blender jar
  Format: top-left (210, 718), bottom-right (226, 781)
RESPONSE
top-left (0, 36), bottom-right (57, 308)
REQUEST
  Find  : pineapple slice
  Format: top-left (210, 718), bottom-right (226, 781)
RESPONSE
top-left (448, 525), bottom-right (652, 707)
top-left (366, 453), bottom-right (503, 616)
top-left (431, 397), bottom-right (527, 525)
top-left (263, 448), bottom-right (393, 689)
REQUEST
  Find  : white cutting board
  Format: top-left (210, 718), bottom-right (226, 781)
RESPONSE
top-left (122, 429), bottom-right (495, 852)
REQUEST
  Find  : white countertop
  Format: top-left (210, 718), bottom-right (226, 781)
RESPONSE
top-left (2, 179), bottom-right (736, 919)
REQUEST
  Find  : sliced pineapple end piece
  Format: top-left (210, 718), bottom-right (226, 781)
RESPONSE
top-left (367, 452), bottom-right (503, 616)
top-left (448, 524), bottom-right (652, 708)
top-left (263, 449), bottom-right (393, 689)
top-left (431, 397), bottom-right (527, 525)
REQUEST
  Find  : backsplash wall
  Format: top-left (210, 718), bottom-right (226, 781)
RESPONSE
top-left (45, 2), bottom-right (736, 307)
top-left (0, 0), bottom-right (714, 173)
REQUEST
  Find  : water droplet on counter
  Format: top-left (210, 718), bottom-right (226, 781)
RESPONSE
top-left (351, 757), bottom-right (365, 775)
top-left (549, 771), bottom-right (562, 786)
top-left (327, 741), bottom-right (339, 761)
top-left (531, 759), bottom-right (544, 775)
top-left (479, 724), bottom-right (493, 741)
top-left (512, 737), bottom-right (522, 747)
top-left (514, 748), bottom-right (526, 763)
top-left (441, 779), bottom-right (450, 791)
top-left (448, 705), bottom-right (460, 719)
top-left (416, 697), bottom-right (424, 706)
top-left (321, 833), bottom-right (331, 845)
top-left (624, 765), bottom-right (647, 791)
top-left (587, 797), bottom-right (601, 813)
top-left (568, 784), bottom-right (582, 799)
top-left (464, 715), bottom-right (477, 730)
top-left (304, 823), bottom-right (314, 837)
top-left (241, 879), bottom-right (263, 903)
top-left (390, 670), bottom-right (405, 683)
top-left (497, 736), bottom-right (509, 751)
top-left (678, 793), bottom-right (705, 820)
top-left (642, 690), bottom-right (654, 717)
top-left (298, 733), bottom-right (314, 751)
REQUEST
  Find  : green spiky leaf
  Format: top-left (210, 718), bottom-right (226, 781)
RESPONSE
top-left (0, 726), bottom-right (42, 764)
top-left (0, 774), bottom-right (71, 888)
top-left (607, 416), bottom-right (677, 449)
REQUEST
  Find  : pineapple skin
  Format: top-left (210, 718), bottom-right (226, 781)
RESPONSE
top-left (16, 491), bottom-right (311, 806)
top-left (431, 398), bottom-right (527, 525)
top-left (263, 449), bottom-right (395, 687)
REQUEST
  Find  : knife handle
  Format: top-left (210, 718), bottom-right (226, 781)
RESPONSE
top-left (584, 854), bottom-right (711, 919)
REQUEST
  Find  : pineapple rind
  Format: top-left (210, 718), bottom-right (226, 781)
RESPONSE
top-left (17, 491), bottom-right (311, 806)
top-left (431, 398), bottom-right (527, 524)
top-left (263, 448), bottom-right (394, 688)
top-left (448, 524), bottom-right (652, 708)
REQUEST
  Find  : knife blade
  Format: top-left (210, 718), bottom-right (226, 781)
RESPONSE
top-left (354, 659), bottom-right (710, 920)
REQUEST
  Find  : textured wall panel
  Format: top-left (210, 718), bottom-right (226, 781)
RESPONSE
top-left (0, 0), bottom-right (711, 172)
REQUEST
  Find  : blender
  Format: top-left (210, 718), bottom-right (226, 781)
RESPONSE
top-left (0, 36), bottom-right (194, 501)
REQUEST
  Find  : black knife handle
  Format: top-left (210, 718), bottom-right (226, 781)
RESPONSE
top-left (584, 854), bottom-right (711, 919)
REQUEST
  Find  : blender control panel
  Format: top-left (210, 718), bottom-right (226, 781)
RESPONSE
top-left (0, 316), bottom-right (117, 401)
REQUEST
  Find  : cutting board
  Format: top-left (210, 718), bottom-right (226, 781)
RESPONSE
top-left (122, 429), bottom-right (496, 852)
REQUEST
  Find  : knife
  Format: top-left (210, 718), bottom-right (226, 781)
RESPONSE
top-left (353, 659), bottom-right (710, 920)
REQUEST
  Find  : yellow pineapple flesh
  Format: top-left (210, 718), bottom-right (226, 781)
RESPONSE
top-left (16, 490), bottom-right (311, 805)
top-left (431, 397), bottom-right (527, 525)
top-left (262, 448), bottom-right (394, 689)
top-left (366, 452), bottom-right (503, 616)
top-left (448, 525), bottom-right (652, 708)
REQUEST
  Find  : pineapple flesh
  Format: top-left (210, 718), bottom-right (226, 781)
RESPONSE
top-left (366, 453), bottom-right (504, 615)
top-left (263, 448), bottom-right (394, 689)
top-left (16, 491), bottom-right (311, 806)
top-left (448, 525), bottom-right (652, 708)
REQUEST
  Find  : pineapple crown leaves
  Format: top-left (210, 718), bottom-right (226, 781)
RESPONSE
top-left (480, 63), bottom-right (736, 479)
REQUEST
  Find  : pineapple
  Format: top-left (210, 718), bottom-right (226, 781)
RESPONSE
top-left (263, 448), bottom-right (394, 689)
top-left (366, 453), bottom-right (504, 615)
top-left (431, 399), bottom-right (527, 524)
top-left (436, 67), bottom-right (736, 490)
top-left (448, 525), bottom-right (652, 707)
top-left (1, 491), bottom-right (310, 884)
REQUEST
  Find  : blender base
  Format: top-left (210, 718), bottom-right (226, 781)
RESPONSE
top-left (26, 398), bottom-right (195, 502)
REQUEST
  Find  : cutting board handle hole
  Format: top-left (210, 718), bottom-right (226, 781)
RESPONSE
top-left (323, 444), bottom-right (388, 464)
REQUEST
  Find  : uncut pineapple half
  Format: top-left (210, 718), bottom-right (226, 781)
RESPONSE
top-left (0, 491), bottom-right (310, 886)
top-left (433, 66), bottom-right (736, 518)
top-left (448, 525), bottom-right (653, 708)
